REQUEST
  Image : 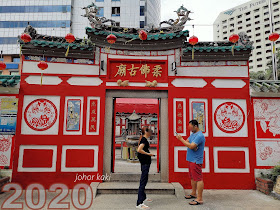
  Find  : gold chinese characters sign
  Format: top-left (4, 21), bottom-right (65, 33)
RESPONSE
top-left (108, 59), bottom-right (168, 82)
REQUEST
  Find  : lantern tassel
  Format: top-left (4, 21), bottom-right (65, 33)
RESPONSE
top-left (192, 46), bottom-right (194, 60)
top-left (40, 73), bottom-right (43, 86)
top-left (65, 45), bottom-right (70, 57)
top-left (19, 45), bottom-right (22, 56)
top-left (273, 42), bottom-right (276, 54)
top-left (231, 45), bottom-right (235, 56)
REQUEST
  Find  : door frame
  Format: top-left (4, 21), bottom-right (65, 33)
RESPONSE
top-left (103, 90), bottom-right (169, 182)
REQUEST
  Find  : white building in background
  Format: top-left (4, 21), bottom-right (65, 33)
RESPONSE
top-left (72, 0), bottom-right (161, 39)
top-left (213, 0), bottom-right (280, 72)
top-left (0, 0), bottom-right (161, 75)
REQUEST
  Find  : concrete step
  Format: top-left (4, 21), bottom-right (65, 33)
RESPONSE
top-left (97, 182), bottom-right (176, 195)
top-left (109, 173), bottom-right (161, 182)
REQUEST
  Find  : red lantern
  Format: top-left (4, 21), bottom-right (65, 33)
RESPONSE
top-left (189, 36), bottom-right (198, 60)
top-left (37, 61), bottom-right (48, 70)
top-left (20, 33), bottom-right (31, 43)
top-left (0, 61), bottom-right (6, 70)
top-left (139, 30), bottom-right (147, 40)
top-left (106, 34), bottom-right (117, 44)
top-left (65, 33), bottom-right (75, 43)
top-left (37, 61), bottom-right (48, 86)
top-left (269, 33), bottom-right (280, 42)
top-left (229, 34), bottom-right (239, 56)
top-left (229, 34), bottom-right (239, 43)
top-left (189, 36), bottom-right (198, 45)
top-left (65, 33), bottom-right (75, 57)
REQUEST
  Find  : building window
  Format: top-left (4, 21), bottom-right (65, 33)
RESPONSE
top-left (223, 31), bottom-right (227, 34)
top-left (275, 21), bottom-right (280, 25)
top-left (223, 25), bottom-right (227, 29)
top-left (13, 57), bottom-right (20, 63)
top-left (264, 12), bottom-right (269, 15)
top-left (257, 58), bottom-right (262, 61)
top-left (238, 26), bottom-right (242, 30)
top-left (249, 60), bottom-right (253, 63)
top-left (266, 43), bottom-right (271, 46)
top-left (257, 52), bottom-right (262, 55)
top-left (112, 7), bottom-right (120, 16)
top-left (230, 17), bottom-right (234, 21)
top-left (264, 18), bottom-right (269, 22)
top-left (266, 50), bottom-right (271, 53)
top-left (265, 30), bottom-right (270, 34)
top-left (140, 6), bottom-right (144, 16)
top-left (255, 21), bottom-right (260, 24)
top-left (255, 15), bottom-right (260, 18)
top-left (264, 5), bottom-right (269, 9)
top-left (246, 18), bottom-right (251, 21)
top-left (276, 27), bottom-right (280, 31)
top-left (245, 12), bottom-right (251, 15)
top-left (97, 7), bottom-right (104, 17)
top-left (274, 8), bottom-right (279, 12)
top-left (238, 15), bottom-right (242, 18)
top-left (255, 27), bottom-right (260, 30)
top-left (0, 5), bottom-right (71, 13)
top-left (115, 22), bottom-right (120, 27)
top-left (0, 20), bottom-right (70, 28)
top-left (266, 56), bottom-right (272, 59)
top-left (256, 46), bottom-right (261, 49)
top-left (230, 29), bottom-right (234, 32)
top-left (237, 21), bottom-right (242, 24)
top-left (222, 20), bottom-right (227, 24)
top-left (265, 24), bottom-right (270, 27)
top-left (246, 24), bottom-right (251, 27)
top-left (140, 21), bottom-right (145, 28)
top-left (247, 30), bottom-right (251, 33)
top-left (10, 71), bottom-right (19, 75)
top-left (256, 33), bottom-right (261, 36)
top-left (254, 8), bottom-right (260, 12)
top-left (257, 64), bottom-right (263, 68)
top-left (0, 37), bottom-right (18, 44)
top-left (223, 37), bottom-right (227, 40)
top-left (256, 39), bottom-right (261, 43)
top-left (230, 23), bottom-right (234, 27)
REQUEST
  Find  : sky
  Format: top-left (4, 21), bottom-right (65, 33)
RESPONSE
top-left (161, 0), bottom-right (251, 41)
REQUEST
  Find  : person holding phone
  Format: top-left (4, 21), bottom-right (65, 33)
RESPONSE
top-left (176, 120), bottom-right (205, 205)
top-left (136, 126), bottom-right (155, 209)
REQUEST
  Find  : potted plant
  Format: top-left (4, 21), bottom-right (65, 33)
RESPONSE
top-left (256, 165), bottom-right (280, 195)
top-left (0, 168), bottom-right (10, 193)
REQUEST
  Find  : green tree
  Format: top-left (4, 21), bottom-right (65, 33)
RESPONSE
top-left (249, 50), bottom-right (280, 80)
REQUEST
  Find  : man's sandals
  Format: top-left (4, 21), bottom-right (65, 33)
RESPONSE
top-left (184, 194), bottom-right (196, 199)
top-left (189, 200), bottom-right (203, 205)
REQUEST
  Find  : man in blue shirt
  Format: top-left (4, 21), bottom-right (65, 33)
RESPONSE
top-left (176, 120), bottom-right (205, 205)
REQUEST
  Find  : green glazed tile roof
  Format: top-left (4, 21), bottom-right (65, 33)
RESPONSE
top-left (0, 75), bottom-right (20, 87)
top-left (183, 45), bottom-right (253, 53)
top-left (86, 27), bottom-right (189, 40)
top-left (19, 40), bottom-right (94, 51)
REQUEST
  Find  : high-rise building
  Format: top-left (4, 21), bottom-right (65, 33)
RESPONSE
top-left (213, 0), bottom-right (280, 72)
top-left (0, 0), bottom-right (161, 75)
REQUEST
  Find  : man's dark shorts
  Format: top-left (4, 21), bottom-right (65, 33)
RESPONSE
top-left (188, 161), bottom-right (203, 181)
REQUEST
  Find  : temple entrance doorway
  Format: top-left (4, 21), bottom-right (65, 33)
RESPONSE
top-left (103, 90), bottom-right (168, 182)
top-left (112, 98), bottom-right (159, 174)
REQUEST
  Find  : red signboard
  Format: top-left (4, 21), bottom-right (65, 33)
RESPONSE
top-left (108, 59), bottom-right (168, 82)
top-left (176, 101), bottom-right (184, 133)
top-left (89, 99), bottom-right (98, 133)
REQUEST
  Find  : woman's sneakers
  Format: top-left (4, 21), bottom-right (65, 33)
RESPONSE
top-left (145, 198), bottom-right (153, 202)
top-left (136, 203), bottom-right (150, 209)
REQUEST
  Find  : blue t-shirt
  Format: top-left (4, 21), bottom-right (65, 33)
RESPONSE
top-left (186, 130), bottom-right (205, 164)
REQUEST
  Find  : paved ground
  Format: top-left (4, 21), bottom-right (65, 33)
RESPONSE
top-left (0, 189), bottom-right (279, 209)
top-left (114, 148), bottom-right (157, 173)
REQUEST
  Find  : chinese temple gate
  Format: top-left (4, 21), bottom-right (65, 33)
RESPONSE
top-left (12, 5), bottom-right (259, 189)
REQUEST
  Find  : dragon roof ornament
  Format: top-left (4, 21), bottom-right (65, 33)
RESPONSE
top-left (82, 3), bottom-right (192, 34)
